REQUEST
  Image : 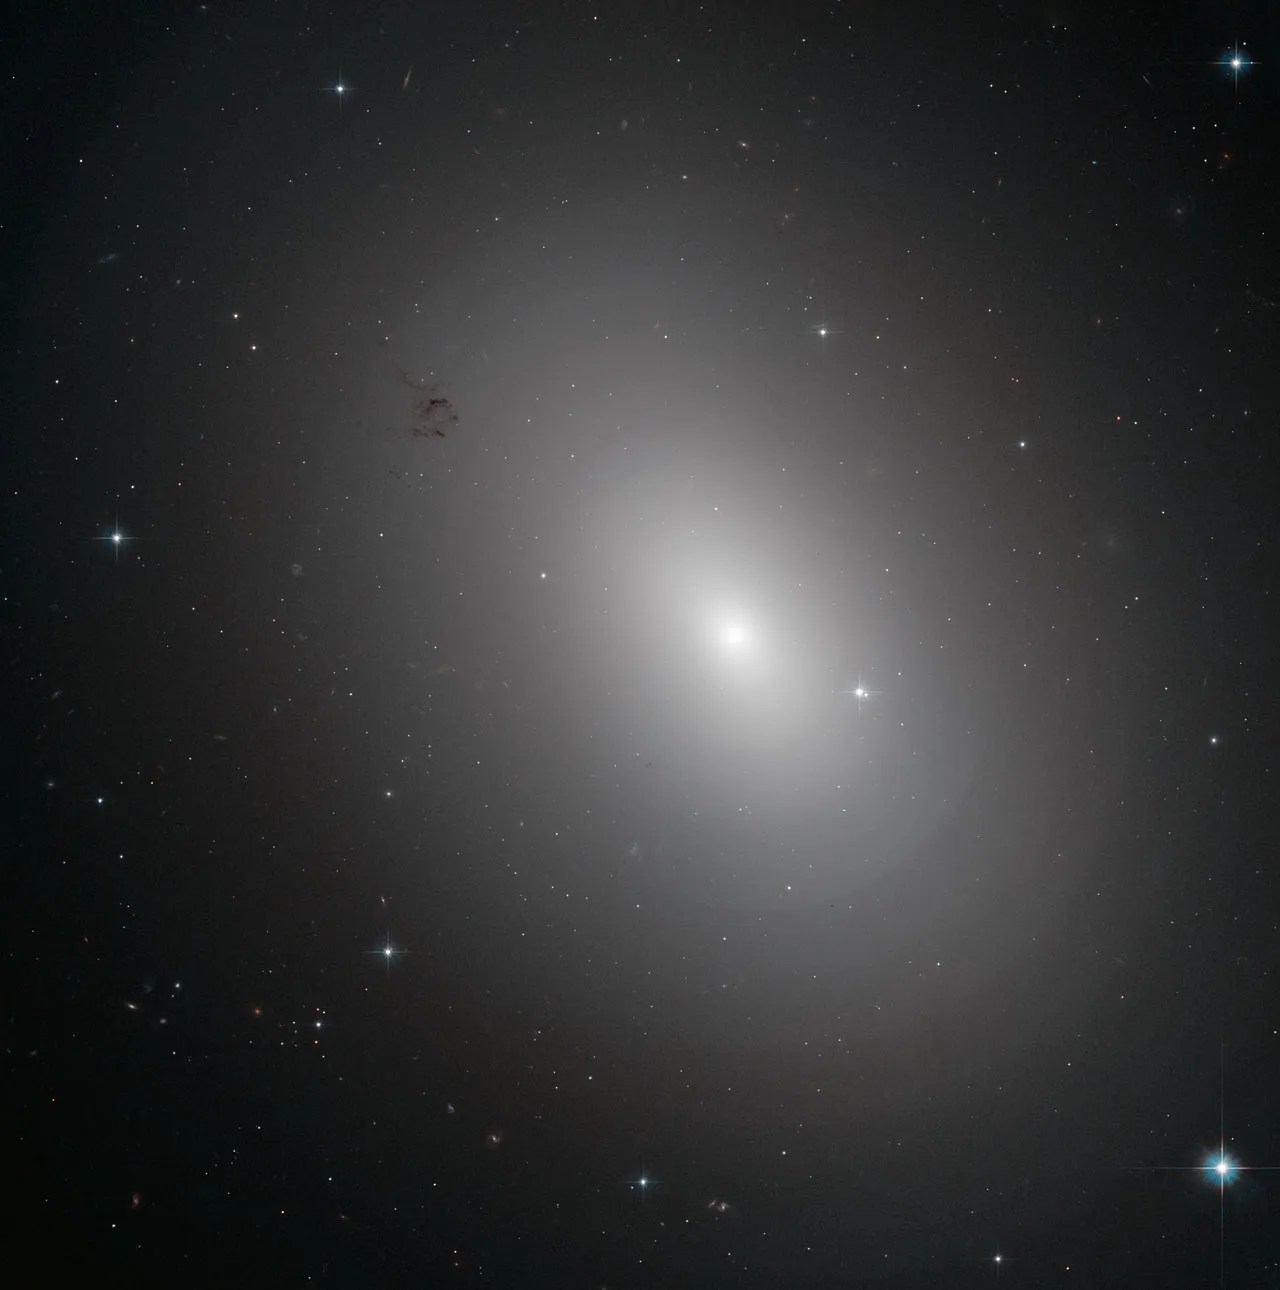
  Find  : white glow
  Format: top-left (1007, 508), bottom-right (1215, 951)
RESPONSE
top-left (722, 622), bottom-right (750, 648)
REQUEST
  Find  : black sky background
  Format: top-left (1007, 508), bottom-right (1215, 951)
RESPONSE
top-left (6, 2), bottom-right (1280, 1286)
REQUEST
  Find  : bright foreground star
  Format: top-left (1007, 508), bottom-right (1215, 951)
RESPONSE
top-left (1222, 47), bottom-right (1253, 89)
top-left (94, 516), bottom-right (129, 563)
top-left (838, 672), bottom-right (881, 711)
top-left (625, 1170), bottom-right (658, 1194)
top-left (365, 935), bottom-right (408, 975)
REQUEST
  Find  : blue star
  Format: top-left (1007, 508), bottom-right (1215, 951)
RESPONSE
top-left (1222, 46), bottom-right (1253, 91)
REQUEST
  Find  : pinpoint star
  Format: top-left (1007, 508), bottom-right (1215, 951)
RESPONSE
top-left (625, 1168), bottom-right (659, 1198)
top-left (1222, 45), bottom-right (1254, 93)
top-left (808, 322), bottom-right (841, 351)
top-left (365, 934), bottom-right (408, 976)
top-left (95, 514), bottom-right (130, 564)
top-left (838, 671), bottom-right (882, 712)
top-left (1121, 1043), bottom-right (1280, 1288)
top-left (327, 71), bottom-right (353, 111)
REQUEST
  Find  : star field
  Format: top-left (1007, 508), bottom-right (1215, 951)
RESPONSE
top-left (7, 2), bottom-right (1280, 1287)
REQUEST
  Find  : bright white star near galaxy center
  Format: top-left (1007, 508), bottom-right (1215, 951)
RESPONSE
top-left (838, 672), bottom-right (881, 711)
